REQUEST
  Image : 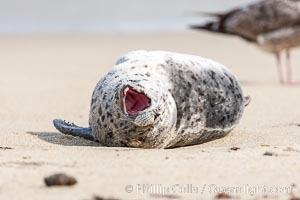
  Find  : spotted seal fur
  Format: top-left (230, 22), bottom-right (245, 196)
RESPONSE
top-left (53, 50), bottom-right (250, 148)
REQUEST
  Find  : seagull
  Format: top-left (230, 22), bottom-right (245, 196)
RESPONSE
top-left (190, 0), bottom-right (300, 85)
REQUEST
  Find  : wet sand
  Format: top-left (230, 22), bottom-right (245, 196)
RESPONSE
top-left (0, 31), bottom-right (300, 200)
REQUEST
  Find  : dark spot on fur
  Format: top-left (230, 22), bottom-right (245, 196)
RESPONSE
top-left (128, 80), bottom-right (137, 84)
top-left (97, 85), bottom-right (103, 91)
top-left (98, 107), bottom-right (102, 116)
top-left (107, 132), bottom-right (113, 138)
top-left (91, 98), bottom-right (97, 105)
top-left (115, 83), bottom-right (122, 90)
top-left (103, 92), bottom-right (107, 100)
top-left (138, 137), bottom-right (146, 142)
top-left (120, 141), bottom-right (128, 147)
top-left (219, 116), bottom-right (226, 123)
top-left (184, 106), bottom-right (189, 112)
top-left (123, 125), bottom-right (129, 130)
top-left (191, 74), bottom-right (197, 81)
top-left (107, 112), bottom-right (112, 118)
top-left (187, 82), bottom-right (192, 88)
top-left (134, 73), bottom-right (144, 77)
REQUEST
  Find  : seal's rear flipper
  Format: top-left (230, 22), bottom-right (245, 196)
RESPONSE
top-left (53, 119), bottom-right (94, 141)
top-left (244, 96), bottom-right (251, 107)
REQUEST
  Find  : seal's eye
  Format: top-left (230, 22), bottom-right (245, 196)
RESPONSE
top-left (123, 87), bottom-right (151, 115)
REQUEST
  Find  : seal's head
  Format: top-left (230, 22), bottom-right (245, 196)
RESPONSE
top-left (89, 67), bottom-right (177, 148)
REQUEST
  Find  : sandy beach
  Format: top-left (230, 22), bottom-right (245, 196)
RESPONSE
top-left (1, 31), bottom-right (300, 200)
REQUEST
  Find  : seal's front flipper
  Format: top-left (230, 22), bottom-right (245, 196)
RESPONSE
top-left (244, 96), bottom-right (251, 107)
top-left (53, 119), bottom-right (94, 141)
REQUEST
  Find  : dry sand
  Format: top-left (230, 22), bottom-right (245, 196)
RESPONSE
top-left (0, 31), bottom-right (300, 200)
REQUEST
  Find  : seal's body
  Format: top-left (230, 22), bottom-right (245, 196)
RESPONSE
top-left (54, 51), bottom-right (249, 148)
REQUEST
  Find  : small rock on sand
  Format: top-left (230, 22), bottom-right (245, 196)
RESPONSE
top-left (94, 196), bottom-right (120, 200)
top-left (263, 152), bottom-right (278, 156)
top-left (0, 146), bottom-right (13, 150)
top-left (215, 193), bottom-right (232, 199)
top-left (150, 193), bottom-right (181, 199)
top-left (44, 173), bottom-right (77, 187)
top-left (284, 147), bottom-right (300, 153)
top-left (229, 147), bottom-right (240, 151)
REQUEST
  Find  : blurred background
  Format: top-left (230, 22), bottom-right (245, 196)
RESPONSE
top-left (1, 2), bottom-right (300, 200)
top-left (0, 0), bottom-right (253, 34)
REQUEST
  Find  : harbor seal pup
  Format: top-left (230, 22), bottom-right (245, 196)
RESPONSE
top-left (53, 50), bottom-right (250, 148)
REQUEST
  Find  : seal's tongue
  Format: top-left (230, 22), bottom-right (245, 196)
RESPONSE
top-left (124, 87), bottom-right (150, 114)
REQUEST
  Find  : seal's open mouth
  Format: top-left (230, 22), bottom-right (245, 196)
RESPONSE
top-left (124, 87), bottom-right (151, 115)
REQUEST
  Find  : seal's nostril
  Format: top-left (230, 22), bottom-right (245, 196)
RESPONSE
top-left (124, 87), bottom-right (151, 115)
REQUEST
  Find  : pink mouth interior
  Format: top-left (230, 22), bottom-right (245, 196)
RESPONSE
top-left (124, 87), bottom-right (151, 115)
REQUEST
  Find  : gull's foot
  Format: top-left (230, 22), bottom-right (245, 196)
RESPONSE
top-left (285, 81), bottom-right (300, 86)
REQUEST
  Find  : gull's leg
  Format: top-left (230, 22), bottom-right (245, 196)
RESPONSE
top-left (286, 49), bottom-right (300, 85)
top-left (286, 49), bottom-right (292, 83)
top-left (275, 52), bottom-right (284, 84)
